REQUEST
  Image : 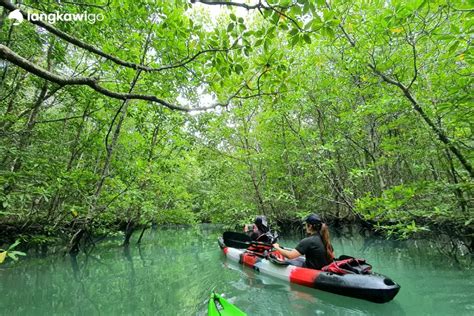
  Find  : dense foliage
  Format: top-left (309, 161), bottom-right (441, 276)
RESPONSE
top-left (0, 0), bottom-right (472, 255)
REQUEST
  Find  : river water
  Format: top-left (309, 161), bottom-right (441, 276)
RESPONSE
top-left (1, 225), bottom-right (472, 315)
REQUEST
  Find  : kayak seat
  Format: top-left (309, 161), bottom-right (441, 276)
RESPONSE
top-left (285, 257), bottom-right (305, 267)
top-left (267, 253), bottom-right (306, 267)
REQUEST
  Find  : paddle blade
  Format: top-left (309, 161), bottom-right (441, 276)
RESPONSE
top-left (223, 231), bottom-right (252, 243)
top-left (223, 232), bottom-right (252, 249)
top-left (222, 239), bottom-right (251, 249)
top-left (222, 231), bottom-right (273, 251)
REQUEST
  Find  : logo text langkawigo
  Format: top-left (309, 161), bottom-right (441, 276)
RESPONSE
top-left (8, 9), bottom-right (104, 24)
top-left (27, 11), bottom-right (104, 24)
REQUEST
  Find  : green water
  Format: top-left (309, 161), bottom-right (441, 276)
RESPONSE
top-left (1, 225), bottom-right (472, 315)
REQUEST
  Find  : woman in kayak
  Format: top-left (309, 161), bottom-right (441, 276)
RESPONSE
top-left (272, 213), bottom-right (334, 269)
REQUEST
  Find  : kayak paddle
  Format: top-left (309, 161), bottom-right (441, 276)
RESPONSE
top-left (222, 232), bottom-right (273, 249)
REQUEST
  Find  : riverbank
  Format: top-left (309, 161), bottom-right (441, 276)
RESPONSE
top-left (1, 216), bottom-right (471, 266)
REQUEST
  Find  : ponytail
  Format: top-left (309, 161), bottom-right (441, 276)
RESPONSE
top-left (320, 223), bottom-right (335, 262)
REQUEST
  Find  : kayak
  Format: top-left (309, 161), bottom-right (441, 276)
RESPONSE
top-left (218, 237), bottom-right (400, 303)
top-left (208, 292), bottom-right (247, 316)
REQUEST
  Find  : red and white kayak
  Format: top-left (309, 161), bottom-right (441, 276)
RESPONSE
top-left (218, 237), bottom-right (400, 303)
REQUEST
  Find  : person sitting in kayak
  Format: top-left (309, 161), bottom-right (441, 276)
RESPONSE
top-left (272, 213), bottom-right (334, 269)
top-left (244, 215), bottom-right (273, 242)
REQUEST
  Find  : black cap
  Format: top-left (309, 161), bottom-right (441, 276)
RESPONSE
top-left (304, 213), bottom-right (322, 225)
top-left (254, 215), bottom-right (268, 229)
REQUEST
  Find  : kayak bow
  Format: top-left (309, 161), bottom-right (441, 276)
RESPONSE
top-left (208, 292), bottom-right (247, 316)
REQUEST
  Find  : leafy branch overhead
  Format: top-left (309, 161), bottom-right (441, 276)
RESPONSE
top-left (0, 44), bottom-right (236, 112)
top-left (0, 0), bottom-right (280, 111)
top-left (194, 0), bottom-right (473, 178)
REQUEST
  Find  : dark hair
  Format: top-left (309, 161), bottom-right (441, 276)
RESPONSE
top-left (320, 223), bottom-right (334, 262)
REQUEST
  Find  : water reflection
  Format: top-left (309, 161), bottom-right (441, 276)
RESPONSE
top-left (0, 225), bottom-right (472, 315)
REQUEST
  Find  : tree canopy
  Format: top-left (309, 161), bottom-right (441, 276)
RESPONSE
top-left (0, 0), bottom-right (472, 255)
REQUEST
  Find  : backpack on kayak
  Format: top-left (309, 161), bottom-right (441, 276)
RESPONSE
top-left (322, 256), bottom-right (372, 275)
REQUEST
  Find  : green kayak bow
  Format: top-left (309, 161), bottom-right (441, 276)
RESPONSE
top-left (208, 292), bottom-right (247, 316)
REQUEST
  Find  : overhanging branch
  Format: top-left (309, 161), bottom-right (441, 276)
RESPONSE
top-left (191, 0), bottom-right (263, 10)
top-left (0, 0), bottom-right (238, 73)
top-left (193, 0), bottom-right (302, 31)
top-left (0, 44), bottom-right (228, 112)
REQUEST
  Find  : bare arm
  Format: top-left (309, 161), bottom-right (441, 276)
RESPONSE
top-left (273, 243), bottom-right (301, 260)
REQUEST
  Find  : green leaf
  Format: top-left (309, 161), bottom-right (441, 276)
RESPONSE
top-left (417, 0), bottom-right (427, 10)
top-left (234, 64), bottom-right (243, 74)
top-left (264, 38), bottom-right (270, 51)
top-left (268, 26), bottom-right (277, 35)
top-left (230, 13), bottom-right (237, 21)
top-left (303, 33), bottom-right (312, 44)
top-left (321, 26), bottom-right (335, 38)
top-left (448, 41), bottom-right (460, 54)
top-left (450, 24), bottom-right (460, 34)
top-left (271, 12), bottom-right (280, 25)
top-left (329, 18), bottom-right (341, 27)
top-left (311, 21), bottom-right (323, 32)
top-left (289, 28), bottom-right (299, 36)
top-left (291, 35), bottom-right (300, 46)
top-left (436, 34), bottom-right (456, 41)
top-left (323, 10), bottom-right (335, 21)
top-left (8, 240), bottom-right (20, 251)
top-left (303, 1), bottom-right (310, 13)
top-left (227, 23), bottom-right (234, 32)
top-left (290, 4), bottom-right (303, 16)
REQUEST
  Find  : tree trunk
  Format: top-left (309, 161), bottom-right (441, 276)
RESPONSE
top-left (123, 218), bottom-right (135, 246)
top-left (137, 225), bottom-right (148, 245)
